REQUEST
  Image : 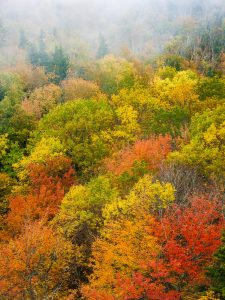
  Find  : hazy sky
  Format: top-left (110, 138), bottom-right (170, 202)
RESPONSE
top-left (0, 0), bottom-right (224, 61)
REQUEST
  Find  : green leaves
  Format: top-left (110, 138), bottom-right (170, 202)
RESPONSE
top-left (170, 104), bottom-right (225, 183)
top-left (207, 232), bottom-right (225, 298)
top-left (55, 176), bottom-right (118, 243)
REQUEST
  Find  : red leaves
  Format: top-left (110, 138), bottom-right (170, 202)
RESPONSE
top-left (105, 135), bottom-right (171, 176)
top-left (27, 156), bottom-right (75, 192)
top-left (7, 156), bottom-right (76, 235)
top-left (152, 196), bottom-right (224, 292)
top-left (83, 195), bottom-right (224, 299)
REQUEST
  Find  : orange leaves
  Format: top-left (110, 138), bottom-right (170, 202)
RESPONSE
top-left (83, 195), bottom-right (224, 299)
top-left (27, 156), bottom-right (75, 192)
top-left (105, 135), bottom-right (171, 176)
top-left (0, 157), bottom-right (76, 298)
top-left (83, 212), bottom-right (162, 299)
top-left (111, 273), bottom-right (180, 300)
top-left (0, 221), bottom-right (73, 299)
top-left (6, 156), bottom-right (76, 234)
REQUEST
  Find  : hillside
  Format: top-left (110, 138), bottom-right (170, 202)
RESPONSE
top-left (0, 1), bottom-right (225, 299)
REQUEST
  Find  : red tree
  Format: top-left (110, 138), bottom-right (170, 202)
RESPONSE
top-left (7, 156), bottom-right (76, 235)
top-left (154, 196), bottom-right (224, 288)
top-left (105, 135), bottom-right (171, 176)
top-left (83, 195), bottom-right (224, 299)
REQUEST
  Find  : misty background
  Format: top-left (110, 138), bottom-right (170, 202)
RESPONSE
top-left (0, 0), bottom-right (225, 66)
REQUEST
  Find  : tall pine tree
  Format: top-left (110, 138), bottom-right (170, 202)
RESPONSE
top-left (19, 29), bottom-right (27, 49)
top-left (47, 46), bottom-right (70, 84)
top-left (38, 30), bottom-right (49, 67)
top-left (97, 33), bottom-right (108, 58)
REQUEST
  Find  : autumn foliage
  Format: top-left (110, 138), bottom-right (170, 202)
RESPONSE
top-left (105, 135), bottom-right (171, 176)
top-left (83, 196), bottom-right (224, 300)
top-left (6, 156), bottom-right (75, 234)
top-left (1, 21), bottom-right (225, 299)
top-left (0, 221), bottom-right (73, 300)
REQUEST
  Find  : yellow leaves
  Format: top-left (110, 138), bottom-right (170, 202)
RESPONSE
top-left (98, 55), bottom-right (135, 81)
top-left (55, 185), bottom-right (92, 236)
top-left (97, 105), bottom-right (140, 147)
top-left (20, 137), bottom-right (65, 165)
top-left (153, 70), bottom-right (199, 109)
top-left (55, 176), bottom-right (119, 238)
top-left (203, 121), bottom-right (225, 146)
top-left (198, 291), bottom-right (220, 300)
top-left (204, 124), bottom-right (218, 144)
top-left (111, 86), bottom-right (168, 110)
top-left (169, 106), bottom-right (225, 182)
top-left (88, 214), bottom-right (159, 290)
top-left (116, 105), bottom-right (138, 125)
top-left (84, 177), bottom-right (170, 295)
top-left (103, 175), bottom-right (175, 221)
top-left (14, 137), bottom-right (65, 182)
top-left (129, 174), bottom-right (175, 210)
top-left (0, 134), bottom-right (8, 157)
top-left (114, 105), bottom-right (140, 139)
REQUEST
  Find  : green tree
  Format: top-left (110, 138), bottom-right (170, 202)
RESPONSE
top-left (19, 29), bottom-right (27, 49)
top-left (0, 72), bottom-right (24, 102)
top-left (27, 43), bottom-right (40, 66)
top-left (0, 172), bottom-right (12, 215)
top-left (38, 30), bottom-right (49, 67)
top-left (97, 34), bottom-right (108, 58)
top-left (37, 99), bottom-right (115, 178)
top-left (47, 46), bottom-right (70, 84)
top-left (207, 232), bottom-right (225, 299)
top-left (55, 176), bottom-right (118, 244)
top-left (169, 104), bottom-right (225, 183)
top-left (54, 175), bottom-right (118, 287)
top-left (197, 76), bottom-right (225, 101)
top-left (150, 106), bottom-right (190, 137)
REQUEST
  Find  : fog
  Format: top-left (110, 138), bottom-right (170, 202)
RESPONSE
top-left (0, 0), bottom-right (225, 65)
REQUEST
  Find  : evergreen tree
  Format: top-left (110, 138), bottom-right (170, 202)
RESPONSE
top-left (27, 43), bottom-right (39, 66)
top-left (39, 30), bottom-right (46, 54)
top-left (0, 20), bottom-right (6, 48)
top-left (207, 232), bottom-right (225, 299)
top-left (47, 46), bottom-right (70, 84)
top-left (19, 29), bottom-right (27, 49)
top-left (38, 30), bottom-right (49, 67)
top-left (97, 33), bottom-right (108, 58)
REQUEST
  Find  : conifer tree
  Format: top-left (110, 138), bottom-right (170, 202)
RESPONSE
top-left (97, 33), bottom-right (108, 58)
top-left (19, 29), bottom-right (27, 49)
top-left (47, 46), bottom-right (70, 84)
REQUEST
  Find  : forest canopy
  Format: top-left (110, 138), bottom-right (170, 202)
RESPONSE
top-left (0, 0), bottom-right (225, 299)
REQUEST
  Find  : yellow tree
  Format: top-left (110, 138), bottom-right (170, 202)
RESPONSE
top-left (169, 104), bottom-right (225, 184)
top-left (82, 175), bottom-right (175, 299)
top-left (152, 70), bottom-right (199, 111)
